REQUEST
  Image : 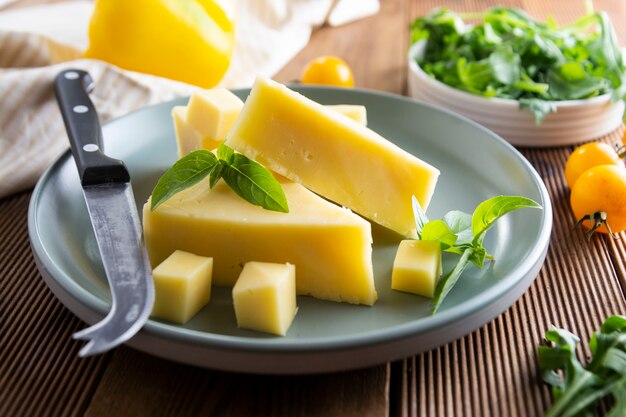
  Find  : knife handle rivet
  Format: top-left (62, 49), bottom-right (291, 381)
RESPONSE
top-left (73, 105), bottom-right (89, 114)
top-left (83, 144), bottom-right (99, 152)
top-left (64, 71), bottom-right (80, 80)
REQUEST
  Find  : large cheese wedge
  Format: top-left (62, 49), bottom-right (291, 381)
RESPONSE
top-left (225, 77), bottom-right (440, 237)
top-left (143, 176), bottom-right (377, 306)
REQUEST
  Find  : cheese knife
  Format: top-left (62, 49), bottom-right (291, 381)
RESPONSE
top-left (54, 69), bottom-right (155, 357)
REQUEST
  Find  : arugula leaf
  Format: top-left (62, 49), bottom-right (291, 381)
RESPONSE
top-left (413, 195), bottom-right (542, 314)
top-left (150, 146), bottom-right (289, 213)
top-left (538, 315), bottom-right (626, 417)
top-left (221, 154), bottom-right (289, 213)
top-left (150, 150), bottom-right (218, 211)
top-left (519, 98), bottom-right (557, 124)
top-left (410, 7), bottom-right (626, 124)
top-left (489, 45), bottom-right (521, 85)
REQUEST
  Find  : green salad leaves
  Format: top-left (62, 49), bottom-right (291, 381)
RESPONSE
top-left (150, 144), bottom-right (289, 213)
top-left (410, 7), bottom-right (626, 123)
top-left (413, 195), bottom-right (542, 314)
top-left (538, 315), bottom-right (626, 417)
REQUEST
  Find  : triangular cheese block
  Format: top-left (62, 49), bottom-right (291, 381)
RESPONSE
top-left (143, 176), bottom-right (377, 306)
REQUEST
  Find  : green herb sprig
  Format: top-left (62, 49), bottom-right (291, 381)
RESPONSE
top-left (410, 7), bottom-right (626, 124)
top-left (538, 315), bottom-right (626, 417)
top-left (150, 144), bottom-right (289, 213)
top-left (413, 195), bottom-right (542, 314)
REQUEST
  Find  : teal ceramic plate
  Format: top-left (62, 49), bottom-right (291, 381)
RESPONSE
top-left (29, 87), bottom-right (552, 374)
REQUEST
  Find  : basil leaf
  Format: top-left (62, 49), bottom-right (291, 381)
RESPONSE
top-left (421, 220), bottom-right (458, 250)
top-left (221, 154), bottom-right (289, 213)
top-left (471, 195), bottom-right (541, 244)
top-left (431, 247), bottom-right (473, 314)
top-left (442, 210), bottom-right (473, 245)
top-left (412, 195), bottom-right (429, 239)
top-left (209, 160), bottom-right (225, 189)
top-left (217, 142), bottom-right (234, 164)
top-left (151, 150), bottom-right (218, 211)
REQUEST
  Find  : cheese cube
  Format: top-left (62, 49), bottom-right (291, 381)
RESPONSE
top-left (325, 104), bottom-right (367, 125)
top-left (186, 88), bottom-right (244, 141)
top-left (151, 250), bottom-right (214, 323)
top-left (225, 77), bottom-right (440, 237)
top-left (391, 240), bottom-right (441, 298)
top-left (172, 106), bottom-right (222, 157)
top-left (232, 262), bottom-right (297, 336)
top-left (143, 176), bottom-right (377, 306)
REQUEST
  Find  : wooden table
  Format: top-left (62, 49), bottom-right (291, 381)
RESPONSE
top-left (2, 1), bottom-right (626, 416)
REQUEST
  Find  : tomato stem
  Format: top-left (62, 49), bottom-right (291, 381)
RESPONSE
top-left (575, 211), bottom-right (613, 241)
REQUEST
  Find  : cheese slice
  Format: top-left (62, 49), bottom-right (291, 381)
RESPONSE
top-left (225, 77), bottom-right (440, 237)
top-left (232, 262), bottom-right (297, 336)
top-left (143, 176), bottom-right (377, 306)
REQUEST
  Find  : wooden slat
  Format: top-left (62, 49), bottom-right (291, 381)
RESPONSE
top-left (0, 191), bottom-right (113, 417)
top-left (83, 348), bottom-right (389, 417)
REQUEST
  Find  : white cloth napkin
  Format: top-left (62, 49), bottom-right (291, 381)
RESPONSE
top-left (0, 0), bottom-right (379, 199)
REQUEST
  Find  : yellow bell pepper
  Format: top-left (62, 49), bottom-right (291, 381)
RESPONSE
top-left (84, 0), bottom-right (235, 88)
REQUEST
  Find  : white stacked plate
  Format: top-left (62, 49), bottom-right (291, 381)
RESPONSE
top-left (407, 42), bottom-right (624, 147)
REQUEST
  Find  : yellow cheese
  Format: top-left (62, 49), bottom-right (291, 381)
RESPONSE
top-left (232, 262), bottom-right (297, 336)
top-left (325, 104), bottom-right (367, 125)
top-left (186, 88), bottom-right (244, 141)
top-left (175, 100), bottom-right (365, 157)
top-left (143, 176), bottom-right (377, 306)
top-left (172, 106), bottom-right (222, 157)
top-left (391, 240), bottom-right (441, 298)
top-left (151, 250), bottom-right (213, 323)
top-left (225, 77), bottom-right (440, 237)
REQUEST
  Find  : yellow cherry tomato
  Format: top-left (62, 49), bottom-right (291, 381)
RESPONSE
top-left (570, 164), bottom-right (626, 236)
top-left (564, 142), bottom-right (623, 189)
top-left (84, 0), bottom-right (235, 88)
top-left (300, 56), bottom-right (355, 88)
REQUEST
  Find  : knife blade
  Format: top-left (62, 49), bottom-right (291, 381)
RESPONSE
top-left (54, 69), bottom-right (154, 357)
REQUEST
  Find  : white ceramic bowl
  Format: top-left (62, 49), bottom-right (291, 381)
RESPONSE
top-left (407, 42), bottom-right (624, 147)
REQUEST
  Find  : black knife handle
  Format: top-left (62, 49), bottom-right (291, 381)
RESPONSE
top-left (54, 69), bottom-right (130, 186)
